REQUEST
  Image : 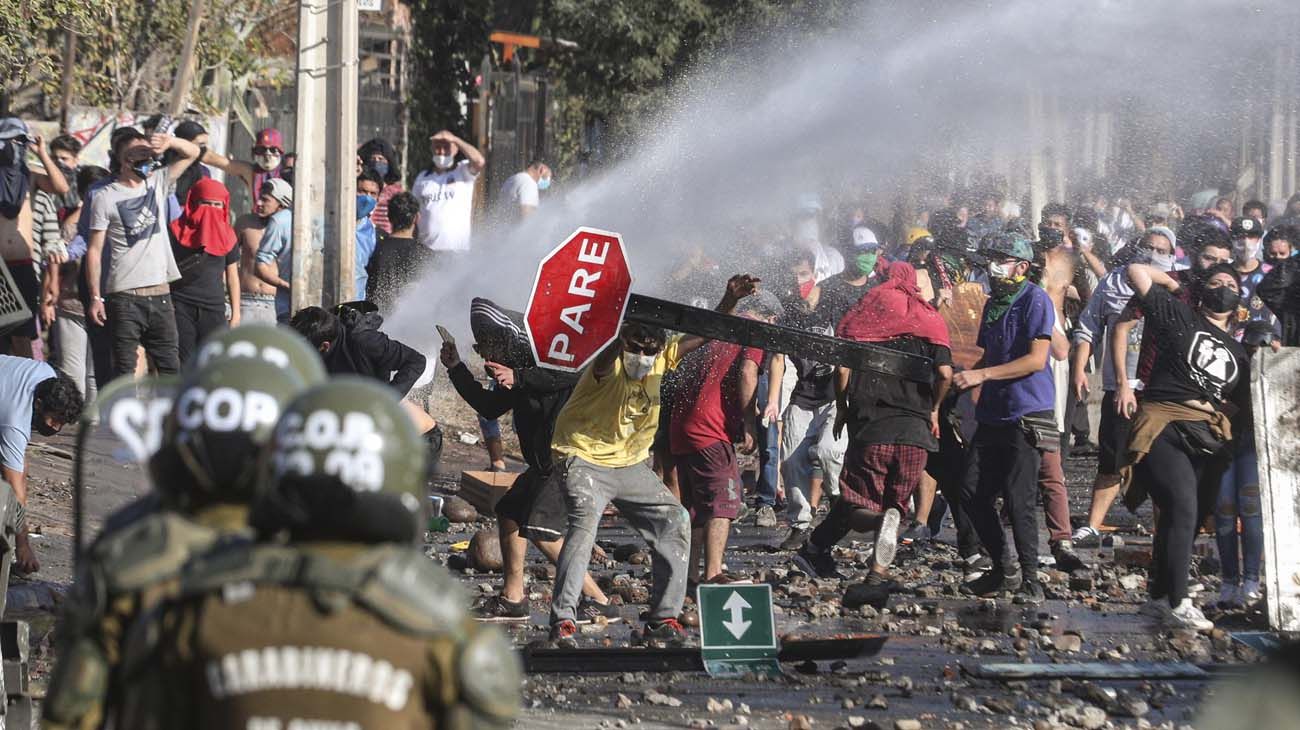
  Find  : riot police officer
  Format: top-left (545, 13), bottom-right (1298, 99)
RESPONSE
top-left (43, 326), bottom-right (325, 730)
top-left (116, 377), bottom-right (521, 728)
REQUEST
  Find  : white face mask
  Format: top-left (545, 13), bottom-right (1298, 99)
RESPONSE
top-left (622, 352), bottom-right (656, 381)
top-left (1149, 251), bottom-right (1176, 272)
top-left (1233, 238), bottom-right (1261, 262)
top-left (255, 153), bottom-right (281, 171)
top-left (987, 261), bottom-right (1014, 279)
top-left (432, 154), bottom-right (455, 170)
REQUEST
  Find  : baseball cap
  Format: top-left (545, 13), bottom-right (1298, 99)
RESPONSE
top-left (851, 226), bottom-right (880, 249)
top-left (0, 118), bottom-right (33, 143)
top-left (259, 178), bottom-right (293, 208)
top-left (736, 289), bottom-right (786, 321)
top-left (255, 128), bottom-right (284, 151)
top-left (1230, 216), bottom-right (1264, 238)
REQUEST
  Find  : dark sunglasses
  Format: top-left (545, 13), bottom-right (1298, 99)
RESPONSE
top-left (253, 146), bottom-right (281, 155)
top-left (623, 341), bottom-right (661, 356)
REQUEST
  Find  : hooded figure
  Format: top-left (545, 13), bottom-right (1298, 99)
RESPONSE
top-left (0, 118), bottom-right (32, 220)
top-left (170, 178), bottom-right (237, 257)
top-left (358, 138), bottom-right (403, 234)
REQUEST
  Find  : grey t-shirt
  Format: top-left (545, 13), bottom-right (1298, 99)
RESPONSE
top-left (0, 355), bottom-right (56, 472)
top-left (89, 169), bottom-right (181, 294)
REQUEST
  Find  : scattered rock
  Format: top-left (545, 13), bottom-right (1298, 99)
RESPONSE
top-left (1053, 633), bottom-right (1084, 653)
top-left (616, 693), bottom-right (635, 709)
top-left (894, 720), bottom-right (922, 730)
top-left (687, 720), bottom-right (715, 729)
top-left (707, 697), bottom-right (734, 714)
top-left (468, 529), bottom-right (503, 571)
top-left (443, 495), bottom-right (479, 523)
top-left (1119, 574), bottom-right (1145, 590)
top-left (788, 715), bottom-right (813, 730)
top-left (866, 694), bottom-right (888, 709)
top-left (644, 690), bottom-right (682, 707)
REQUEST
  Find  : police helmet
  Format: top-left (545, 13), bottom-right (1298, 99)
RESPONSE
top-left (190, 324), bottom-right (327, 384)
top-left (252, 377), bottom-right (427, 544)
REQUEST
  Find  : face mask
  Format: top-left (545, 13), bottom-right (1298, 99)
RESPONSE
top-left (368, 161), bottom-right (389, 179)
top-left (356, 194), bottom-right (377, 220)
top-left (1233, 238), bottom-right (1261, 262)
top-left (1149, 251), bottom-right (1176, 272)
top-left (623, 352), bottom-right (655, 381)
top-left (130, 158), bottom-right (160, 179)
top-left (255, 152), bottom-right (281, 171)
top-left (537, 176), bottom-right (551, 191)
top-left (1200, 285), bottom-right (1240, 314)
top-left (433, 154), bottom-right (455, 170)
top-left (855, 251), bottom-right (879, 276)
top-left (798, 279), bottom-right (815, 299)
top-left (987, 261), bottom-right (1014, 279)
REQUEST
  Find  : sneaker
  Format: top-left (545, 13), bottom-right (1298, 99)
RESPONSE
top-left (734, 502), bottom-right (752, 524)
top-left (1167, 599), bottom-right (1214, 631)
top-left (1218, 583), bottom-right (1243, 608)
top-left (754, 504), bottom-right (778, 528)
top-left (900, 521), bottom-right (932, 546)
top-left (1051, 540), bottom-right (1088, 573)
top-left (779, 526), bottom-right (810, 551)
top-left (1188, 580), bottom-right (1205, 597)
top-left (873, 508), bottom-right (902, 570)
top-left (1072, 439), bottom-right (1099, 455)
top-left (793, 544), bottom-right (843, 580)
top-left (1138, 599), bottom-right (1171, 620)
top-left (962, 553), bottom-right (994, 581)
top-left (474, 595), bottom-right (531, 623)
top-left (1014, 580), bottom-right (1046, 604)
top-left (1070, 525), bottom-right (1102, 547)
top-left (962, 569), bottom-right (1022, 597)
top-left (640, 617), bottom-right (688, 647)
top-left (844, 577), bottom-right (896, 610)
top-left (1242, 579), bottom-right (1263, 605)
top-left (577, 597), bottom-right (622, 623)
top-left (549, 619), bottom-right (579, 648)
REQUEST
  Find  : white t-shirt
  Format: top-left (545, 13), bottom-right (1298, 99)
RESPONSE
top-left (411, 161), bottom-right (477, 252)
top-left (89, 169), bottom-right (181, 293)
top-left (499, 171), bottom-right (539, 220)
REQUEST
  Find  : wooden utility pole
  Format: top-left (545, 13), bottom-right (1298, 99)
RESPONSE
top-left (168, 0), bottom-right (206, 117)
top-left (291, 0), bottom-right (358, 313)
top-left (59, 30), bottom-right (77, 130)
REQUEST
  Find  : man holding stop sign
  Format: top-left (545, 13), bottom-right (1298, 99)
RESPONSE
top-left (545, 273), bottom-right (759, 648)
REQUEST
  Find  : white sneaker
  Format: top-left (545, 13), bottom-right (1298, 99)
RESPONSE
top-left (873, 508), bottom-right (902, 570)
top-left (1188, 581), bottom-right (1205, 597)
top-left (1166, 599), bottom-right (1214, 631)
top-left (1242, 579), bottom-right (1263, 604)
top-left (1071, 525), bottom-right (1102, 546)
top-left (1138, 599), bottom-right (1171, 620)
top-left (1218, 583), bottom-right (1243, 608)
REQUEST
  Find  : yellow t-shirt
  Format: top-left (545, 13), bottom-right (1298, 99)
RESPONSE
top-left (551, 337), bottom-right (684, 468)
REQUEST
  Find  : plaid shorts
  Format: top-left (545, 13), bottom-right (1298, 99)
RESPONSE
top-left (838, 442), bottom-right (929, 515)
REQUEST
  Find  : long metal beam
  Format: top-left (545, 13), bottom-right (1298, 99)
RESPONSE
top-left (522, 635), bottom-right (888, 674)
top-left (625, 295), bottom-right (934, 383)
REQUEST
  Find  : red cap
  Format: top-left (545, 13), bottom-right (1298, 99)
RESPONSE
top-left (255, 128), bottom-right (284, 151)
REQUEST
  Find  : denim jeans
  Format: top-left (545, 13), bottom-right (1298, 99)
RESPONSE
top-left (105, 292), bottom-right (179, 380)
top-left (173, 300), bottom-right (227, 366)
top-left (1216, 445), bottom-right (1263, 584)
top-left (753, 372), bottom-right (778, 507)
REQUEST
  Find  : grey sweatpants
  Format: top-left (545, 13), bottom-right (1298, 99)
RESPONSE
top-left (550, 455), bottom-right (690, 624)
top-left (781, 401), bottom-right (847, 529)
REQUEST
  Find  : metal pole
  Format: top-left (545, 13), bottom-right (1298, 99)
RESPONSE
top-left (168, 0), bottom-right (206, 117)
top-left (59, 31), bottom-right (77, 130)
top-left (291, 0), bottom-right (327, 313)
top-left (323, 0), bottom-right (358, 306)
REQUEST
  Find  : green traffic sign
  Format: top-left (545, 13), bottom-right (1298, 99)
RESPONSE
top-left (697, 584), bottom-right (780, 677)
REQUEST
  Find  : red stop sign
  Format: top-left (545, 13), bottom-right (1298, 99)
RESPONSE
top-left (525, 227), bottom-right (635, 371)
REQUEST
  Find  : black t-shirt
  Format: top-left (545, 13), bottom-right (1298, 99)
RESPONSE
top-left (780, 307), bottom-right (836, 410)
top-left (1140, 286), bottom-right (1248, 407)
top-left (366, 234), bottom-right (433, 315)
top-left (170, 243), bottom-right (239, 307)
top-left (817, 273), bottom-right (876, 330)
top-left (846, 336), bottom-right (952, 450)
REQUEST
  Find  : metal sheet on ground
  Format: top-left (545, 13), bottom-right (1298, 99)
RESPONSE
top-left (73, 376), bottom-right (178, 561)
top-left (967, 662), bottom-right (1209, 680)
top-left (1253, 348), bottom-right (1300, 631)
top-left (0, 258), bottom-right (32, 334)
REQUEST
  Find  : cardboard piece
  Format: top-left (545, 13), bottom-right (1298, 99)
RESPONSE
top-left (458, 470), bottom-right (519, 514)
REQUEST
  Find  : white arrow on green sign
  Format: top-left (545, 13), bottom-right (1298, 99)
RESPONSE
top-left (697, 584), bottom-right (779, 677)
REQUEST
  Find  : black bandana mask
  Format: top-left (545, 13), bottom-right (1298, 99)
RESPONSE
top-left (1200, 285), bottom-right (1241, 314)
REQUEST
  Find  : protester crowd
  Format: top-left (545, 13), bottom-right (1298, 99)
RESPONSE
top-left (4, 107), bottom-right (1300, 725)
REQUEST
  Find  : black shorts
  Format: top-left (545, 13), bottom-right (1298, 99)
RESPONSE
top-left (3, 259), bottom-right (38, 339)
top-left (493, 467), bottom-right (567, 542)
top-left (1097, 390), bottom-right (1134, 475)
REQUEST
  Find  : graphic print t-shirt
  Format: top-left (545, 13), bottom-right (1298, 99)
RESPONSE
top-left (89, 169), bottom-right (180, 293)
top-left (1139, 286), bottom-right (1248, 406)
